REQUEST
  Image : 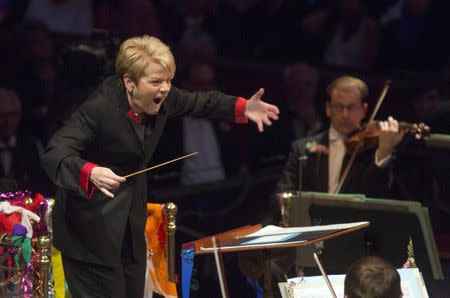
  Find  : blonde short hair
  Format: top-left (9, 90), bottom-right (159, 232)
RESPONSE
top-left (115, 35), bottom-right (176, 83)
top-left (327, 76), bottom-right (368, 102)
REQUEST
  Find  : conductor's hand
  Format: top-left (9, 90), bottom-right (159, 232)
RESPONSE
top-left (245, 88), bottom-right (280, 132)
top-left (90, 167), bottom-right (126, 198)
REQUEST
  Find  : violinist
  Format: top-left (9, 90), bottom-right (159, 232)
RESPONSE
top-left (276, 75), bottom-right (406, 197)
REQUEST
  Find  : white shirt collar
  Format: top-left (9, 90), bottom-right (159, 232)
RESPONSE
top-left (329, 126), bottom-right (346, 142)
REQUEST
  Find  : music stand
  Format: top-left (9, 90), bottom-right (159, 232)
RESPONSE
top-left (424, 133), bottom-right (450, 149)
top-left (182, 222), bottom-right (369, 298)
top-left (292, 191), bottom-right (443, 282)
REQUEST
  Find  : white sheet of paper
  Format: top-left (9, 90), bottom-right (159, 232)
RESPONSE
top-left (246, 221), bottom-right (369, 238)
top-left (279, 268), bottom-right (428, 298)
top-left (241, 233), bottom-right (299, 245)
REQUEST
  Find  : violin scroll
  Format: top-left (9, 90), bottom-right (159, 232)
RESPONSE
top-left (410, 122), bottom-right (430, 140)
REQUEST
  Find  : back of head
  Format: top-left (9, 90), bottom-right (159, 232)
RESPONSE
top-left (344, 256), bottom-right (402, 298)
top-left (115, 35), bottom-right (175, 83)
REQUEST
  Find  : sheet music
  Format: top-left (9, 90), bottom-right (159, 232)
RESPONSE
top-left (241, 233), bottom-right (300, 245)
top-left (280, 275), bottom-right (345, 298)
top-left (279, 268), bottom-right (428, 298)
top-left (246, 222), bottom-right (369, 238)
top-left (199, 221), bottom-right (369, 252)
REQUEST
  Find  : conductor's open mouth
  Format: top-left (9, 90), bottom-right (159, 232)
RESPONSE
top-left (153, 97), bottom-right (162, 104)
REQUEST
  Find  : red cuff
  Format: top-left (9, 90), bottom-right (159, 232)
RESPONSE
top-left (80, 162), bottom-right (98, 199)
top-left (234, 97), bottom-right (248, 124)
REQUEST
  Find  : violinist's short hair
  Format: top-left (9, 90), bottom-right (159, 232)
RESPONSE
top-left (344, 256), bottom-right (402, 298)
top-left (115, 35), bottom-right (175, 83)
top-left (327, 76), bottom-right (368, 103)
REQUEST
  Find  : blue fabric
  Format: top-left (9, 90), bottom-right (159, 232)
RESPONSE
top-left (181, 246), bottom-right (195, 298)
top-left (246, 276), bottom-right (263, 298)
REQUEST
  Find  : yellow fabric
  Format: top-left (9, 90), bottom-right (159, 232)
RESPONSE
top-left (51, 246), bottom-right (70, 298)
top-left (146, 203), bottom-right (178, 298)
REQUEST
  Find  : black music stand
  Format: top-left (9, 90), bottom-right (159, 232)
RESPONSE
top-left (291, 192), bottom-right (443, 283)
top-left (182, 222), bottom-right (369, 298)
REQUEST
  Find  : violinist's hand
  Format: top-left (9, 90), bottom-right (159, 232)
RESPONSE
top-left (90, 167), bottom-right (126, 198)
top-left (377, 116), bottom-right (406, 160)
top-left (245, 88), bottom-right (280, 132)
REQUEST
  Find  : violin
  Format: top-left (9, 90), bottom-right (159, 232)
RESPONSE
top-left (345, 121), bottom-right (431, 153)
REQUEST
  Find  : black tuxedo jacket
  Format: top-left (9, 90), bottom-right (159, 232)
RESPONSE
top-left (276, 130), bottom-right (390, 198)
top-left (42, 75), bottom-right (238, 266)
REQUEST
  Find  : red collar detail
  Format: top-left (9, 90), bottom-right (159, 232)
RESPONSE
top-left (127, 110), bottom-right (143, 124)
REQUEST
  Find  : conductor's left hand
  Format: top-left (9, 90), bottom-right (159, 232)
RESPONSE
top-left (245, 88), bottom-right (280, 132)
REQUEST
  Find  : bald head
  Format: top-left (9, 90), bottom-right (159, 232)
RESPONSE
top-left (0, 88), bottom-right (22, 141)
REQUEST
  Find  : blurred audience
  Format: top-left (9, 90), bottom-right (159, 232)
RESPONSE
top-left (94, 0), bottom-right (161, 39)
top-left (206, 0), bottom-right (260, 57)
top-left (0, 0), bottom-right (28, 31)
top-left (378, 0), bottom-right (450, 70)
top-left (0, 88), bottom-right (51, 194)
top-left (13, 19), bottom-right (57, 143)
top-left (179, 62), bottom-right (226, 185)
top-left (176, 31), bottom-right (218, 78)
top-left (0, 177), bottom-right (18, 193)
top-left (282, 62), bottom-right (324, 139)
top-left (180, 0), bottom-right (217, 38)
top-left (302, 0), bottom-right (379, 69)
top-left (251, 0), bottom-right (302, 59)
top-left (25, 0), bottom-right (93, 36)
top-left (152, 0), bottom-right (184, 46)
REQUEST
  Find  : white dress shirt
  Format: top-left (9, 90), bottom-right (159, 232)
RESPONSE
top-left (328, 127), bottom-right (347, 193)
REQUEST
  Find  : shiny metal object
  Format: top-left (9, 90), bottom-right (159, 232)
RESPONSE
top-left (163, 202), bottom-right (177, 282)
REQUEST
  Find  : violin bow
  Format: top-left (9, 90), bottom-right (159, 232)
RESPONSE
top-left (334, 80), bottom-right (391, 194)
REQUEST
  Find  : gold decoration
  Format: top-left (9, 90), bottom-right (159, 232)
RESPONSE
top-left (24, 197), bottom-right (33, 206)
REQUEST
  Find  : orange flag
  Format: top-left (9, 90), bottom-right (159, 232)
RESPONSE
top-left (145, 203), bottom-right (178, 298)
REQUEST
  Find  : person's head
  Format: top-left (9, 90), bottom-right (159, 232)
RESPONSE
top-left (178, 32), bottom-right (217, 69)
top-left (344, 256), bottom-right (402, 298)
top-left (0, 88), bottom-right (22, 141)
top-left (116, 35), bottom-right (175, 115)
top-left (19, 18), bottom-right (55, 61)
top-left (326, 76), bottom-right (368, 136)
top-left (283, 62), bottom-right (319, 120)
top-left (409, 82), bottom-right (443, 121)
top-left (182, 62), bottom-right (216, 92)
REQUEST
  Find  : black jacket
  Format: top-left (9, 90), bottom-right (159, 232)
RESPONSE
top-left (43, 75), bottom-right (238, 266)
top-left (276, 130), bottom-right (390, 198)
